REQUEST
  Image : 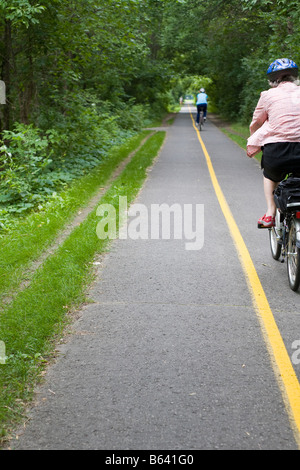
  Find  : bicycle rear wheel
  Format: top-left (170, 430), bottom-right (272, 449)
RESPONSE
top-left (287, 218), bottom-right (300, 291)
top-left (199, 114), bottom-right (203, 131)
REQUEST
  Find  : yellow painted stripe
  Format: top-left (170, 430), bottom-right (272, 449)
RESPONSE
top-left (189, 108), bottom-right (300, 447)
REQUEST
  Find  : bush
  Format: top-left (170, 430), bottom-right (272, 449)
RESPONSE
top-left (0, 95), bottom-right (159, 230)
top-left (0, 124), bottom-right (58, 213)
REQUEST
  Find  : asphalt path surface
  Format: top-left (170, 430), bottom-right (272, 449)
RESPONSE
top-left (11, 105), bottom-right (300, 450)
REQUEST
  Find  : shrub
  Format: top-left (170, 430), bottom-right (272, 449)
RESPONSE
top-left (0, 124), bottom-right (57, 213)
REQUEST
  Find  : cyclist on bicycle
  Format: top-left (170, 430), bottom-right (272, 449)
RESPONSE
top-left (196, 88), bottom-right (208, 125)
top-left (247, 58), bottom-right (300, 228)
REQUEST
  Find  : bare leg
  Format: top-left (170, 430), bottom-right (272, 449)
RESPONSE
top-left (264, 176), bottom-right (278, 217)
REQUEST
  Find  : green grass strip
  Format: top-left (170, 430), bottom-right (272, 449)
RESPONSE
top-left (0, 131), bottom-right (165, 444)
top-left (0, 131), bottom-right (151, 304)
top-left (222, 129), bottom-right (248, 149)
top-left (221, 125), bottom-right (262, 162)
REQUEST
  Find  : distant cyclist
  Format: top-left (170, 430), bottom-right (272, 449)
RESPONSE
top-left (247, 58), bottom-right (300, 228)
top-left (196, 88), bottom-right (208, 125)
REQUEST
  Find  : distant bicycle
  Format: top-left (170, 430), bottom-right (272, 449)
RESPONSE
top-left (268, 174), bottom-right (300, 291)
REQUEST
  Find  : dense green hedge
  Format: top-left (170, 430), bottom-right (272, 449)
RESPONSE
top-left (0, 100), bottom-right (154, 228)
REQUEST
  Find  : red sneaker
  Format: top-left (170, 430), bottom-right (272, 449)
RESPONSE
top-left (257, 214), bottom-right (275, 229)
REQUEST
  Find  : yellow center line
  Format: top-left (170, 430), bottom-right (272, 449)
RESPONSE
top-left (189, 107), bottom-right (300, 447)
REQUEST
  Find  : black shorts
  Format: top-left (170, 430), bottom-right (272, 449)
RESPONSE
top-left (261, 142), bottom-right (300, 182)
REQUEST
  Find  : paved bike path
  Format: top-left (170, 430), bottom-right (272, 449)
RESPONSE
top-left (11, 106), bottom-right (299, 450)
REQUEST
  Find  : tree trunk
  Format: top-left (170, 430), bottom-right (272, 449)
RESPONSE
top-left (1, 20), bottom-right (12, 131)
top-left (20, 32), bottom-right (36, 124)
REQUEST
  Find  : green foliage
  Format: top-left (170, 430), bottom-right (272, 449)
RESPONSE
top-left (0, 99), bottom-right (145, 227)
top-left (158, 0), bottom-right (300, 122)
top-left (0, 0), bottom-right (45, 27)
top-left (0, 0), bottom-right (177, 230)
top-left (0, 124), bottom-right (55, 212)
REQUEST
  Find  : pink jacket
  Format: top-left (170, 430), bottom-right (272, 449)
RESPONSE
top-left (247, 82), bottom-right (300, 157)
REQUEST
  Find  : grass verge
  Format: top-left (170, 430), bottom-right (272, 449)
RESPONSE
top-left (221, 122), bottom-right (262, 162)
top-left (0, 131), bottom-right (151, 306)
top-left (0, 131), bottom-right (166, 445)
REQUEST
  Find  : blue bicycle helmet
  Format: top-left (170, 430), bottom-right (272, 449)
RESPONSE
top-left (267, 58), bottom-right (298, 81)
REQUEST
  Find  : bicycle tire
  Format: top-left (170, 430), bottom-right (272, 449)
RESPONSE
top-left (199, 114), bottom-right (204, 131)
top-left (287, 218), bottom-right (300, 291)
top-left (269, 227), bottom-right (282, 260)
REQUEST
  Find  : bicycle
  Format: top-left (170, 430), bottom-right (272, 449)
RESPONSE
top-left (268, 174), bottom-right (300, 292)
